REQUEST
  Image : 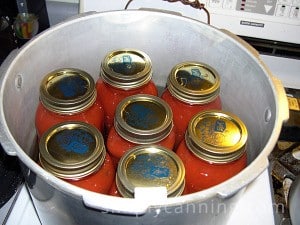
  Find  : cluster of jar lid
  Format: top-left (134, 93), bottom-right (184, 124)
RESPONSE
top-left (35, 48), bottom-right (248, 198)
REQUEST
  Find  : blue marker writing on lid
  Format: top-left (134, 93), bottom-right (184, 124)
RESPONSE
top-left (214, 119), bottom-right (226, 133)
top-left (122, 55), bottom-right (132, 69)
top-left (191, 68), bottom-right (202, 78)
top-left (130, 154), bottom-right (170, 179)
top-left (177, 69), bottom-right (205, 90)
top-left (57, 76), bottom-right (87, 99)
top-left (55, 129), bottom-right (94, 154)
top-left (125, 103), bottom-right (159, 130)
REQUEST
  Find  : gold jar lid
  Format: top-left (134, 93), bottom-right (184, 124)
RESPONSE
top-left (185, 110), bottom-right (248, 163)
top-left (39, 121), bottom-right (106, 180)
top-left (114, 94), bottom-right (173, 144)
top-left (116, 145), bottom-right (185, 198)
top-left (100, 49), bottom-right (152, 89)
top-left (40, 68), bottom-right (96, 114)
top-left (167, 61), bottom-right (220, 104)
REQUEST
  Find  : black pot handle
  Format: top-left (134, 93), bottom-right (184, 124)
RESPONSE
top-left (124, 0), bottom-right (210, 24)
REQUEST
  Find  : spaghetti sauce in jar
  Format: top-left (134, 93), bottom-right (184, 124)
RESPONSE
top-left (109, 145), bottom-right (185, 198)
top-left (106, 94), bottom-right (176, 165)
top-left (39, 121), bottom-right (115, 194)
top-left (35, 68), bottom-right (104, 138)
top-left (96, 49), bottom-right (158, 131)
top-left (161, 62), bottom-right (222, 146)
top-left (176, 110), bottom-right (248, 194)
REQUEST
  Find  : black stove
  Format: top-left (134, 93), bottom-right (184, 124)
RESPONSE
top-left (0, 144), bottom-right (23, 224)
top-left (269, 88), bottom-right (300, 225)
top-left (0, 16), bottom-right (17, 65)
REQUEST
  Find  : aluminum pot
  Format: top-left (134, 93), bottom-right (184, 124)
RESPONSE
top-left (0, 10), bottom-right (288, 225)
top-left (289, 175), bottom-right (300, 225)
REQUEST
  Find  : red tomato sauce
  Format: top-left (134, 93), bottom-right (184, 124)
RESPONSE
top-left (67, 153), bottom-right (115, 194)
top-left (161, 90), bottom-right (222, 146)
top-left (35, 101), bottom-right (104, 138)
top-left (106, 126), bottom-right (176, 165)
top-left (108, 180), bottom-right (121, 197)
top-left (176, 140), bottom-right (247, 194)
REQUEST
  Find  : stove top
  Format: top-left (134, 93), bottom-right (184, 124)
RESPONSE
top-left (269, 88), bottom-right (300, 225)
top-left (0, 144), bottom-right (23, 224)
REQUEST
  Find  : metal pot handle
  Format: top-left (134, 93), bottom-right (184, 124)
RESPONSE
top-left (0, 49), bottom-right (20, 156)
top-left (272, 76), bottom-right (289, 123)
top-left (124, 0), bottom-right (289, 125)
top-left (83, 187), bottom-right (168, 215)
top-left (123, 0), bottom-right (289, 126)
top-left (83, 194), bottom-right (149, 215)
top-left (125, 0), bottom-right (210, 24)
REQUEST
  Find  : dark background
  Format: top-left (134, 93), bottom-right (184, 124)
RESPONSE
top-left (0, 0), bottom-right (50, 64)
top-left (0, 0), bottom-right (50, 209)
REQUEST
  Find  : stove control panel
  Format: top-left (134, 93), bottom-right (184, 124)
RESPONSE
top-left (200, 0), bottom-right (300, 43)
top-left (207, 0), bottom-right (300, 19)
top-left (79, 0), bottom-right (300, 44)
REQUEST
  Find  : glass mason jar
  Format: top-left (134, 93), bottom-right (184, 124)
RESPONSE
top-left (176, 110), bottom-right (248, 194)
top-left (161, 61), bottom-right (222, 146)
top-left (13, 13), bottom-right (39, 39)
top-left (109, 145), bottom-right (185, 198)
top-left (35, 68), bottom-right (105, 137)
top-left (96, 49), bottom-right (158, 132)
top-left (106, 94), bottom-right (176, 165)
top-left (39, 121), bottom-right (115, 194)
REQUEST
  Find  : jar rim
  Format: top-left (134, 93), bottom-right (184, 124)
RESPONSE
top-left (114, 94), bottom-right (174, 144)
top-left (116, 145), bottom-right (185, 198)
top-left (101, 49), bottom-right (152, 89)
top-left (39, 68), bottom-right (96, 114)
top-left (167, 61), bottom-right (221, 104)
top-left (185, 110), bottom-right (248, 163)
top-left (39, 121), bottom-right (106, 179)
